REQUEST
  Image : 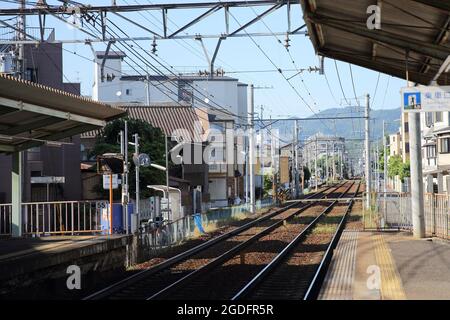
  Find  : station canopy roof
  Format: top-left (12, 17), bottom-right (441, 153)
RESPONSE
top-left (0, 75), bottom-right (126, 153)
top-left (301, 0), bottom-right (450, 85)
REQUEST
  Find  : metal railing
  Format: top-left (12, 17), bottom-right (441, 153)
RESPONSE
top-left (424, 193), bottom-right (449, 240)
top-left (0, 204), bottom-right (11, 236)
top-left (139, 197), bottom-right (274, 249)
top-left (0, 200), bottom-right (107, 236)
top-left (363, 192), bottom-right (449, 240)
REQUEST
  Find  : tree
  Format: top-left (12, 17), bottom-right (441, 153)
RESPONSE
top-left (263, 174), bottom-right (273, 197)
top-left (90, 118), bottom-right (168, 199)
top-left (387, 154), bottom-right (410, 182)
top-left (379, 145), bottom-right (390, 171)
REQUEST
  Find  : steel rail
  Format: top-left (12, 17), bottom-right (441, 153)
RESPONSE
top-left (84, 184), bottom-right (337, 300)
top-left (303, 181), bottom-right (361, 300)
top-left (148, 183), bottom-right (352, 300)
top-left (231, 181), bottom-right (356, 300)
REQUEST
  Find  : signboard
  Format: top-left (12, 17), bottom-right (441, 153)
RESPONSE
top-left (103, 174), bottom-right (119, 189)
top-left (30, 176), bottom-right (65, 184)
top-left (133, 153), bottom-right (151, 167)
top-left (402, 86), bottom-right (450, 112)
top-left (97, 153), bottom-right (124, 174)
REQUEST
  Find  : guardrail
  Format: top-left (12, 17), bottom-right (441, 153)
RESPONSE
top-left (0, 201), bottom-right (106, 236)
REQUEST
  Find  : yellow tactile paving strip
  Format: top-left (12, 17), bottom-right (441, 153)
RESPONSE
top-left (373, 234), bottom-right (407, 300)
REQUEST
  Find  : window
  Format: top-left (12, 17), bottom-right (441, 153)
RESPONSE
top-left (435, 112), bottom-right (443, 122)
top-left (425, 112), bottom-right (433, 127)
top-left (426, 145), bottom-right (436, 158)
top-left (440, 137), bottom-right (450, 153)
top-left (405, 142), bottom-right (410, 154)
top-left (126, 89), bottom-right (132, 96)
top-left (404, 122), bottom-right (409, 132)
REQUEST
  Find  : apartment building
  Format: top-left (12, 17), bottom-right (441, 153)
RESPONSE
top-left (420, 111), bottom-right (450, 193)
top-left (92, 51), bottom-right (248, 207)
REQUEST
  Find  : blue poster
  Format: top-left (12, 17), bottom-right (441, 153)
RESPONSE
top-left (193, 213), bottom-right (206, 234)
top-left (403, 92), bottom-right (421, 110)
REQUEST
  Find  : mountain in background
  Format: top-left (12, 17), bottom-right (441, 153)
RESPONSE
top-left (269, 106), bottom-right (401, 143)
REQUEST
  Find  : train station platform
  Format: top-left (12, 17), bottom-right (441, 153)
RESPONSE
top-left (0, 235), bottom-right (132, 298)
top-left (319, 231), bottom-right (450, 300)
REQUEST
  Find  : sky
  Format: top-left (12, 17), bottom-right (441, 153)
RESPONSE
top-left (1, 0), bottom-right (407, 119)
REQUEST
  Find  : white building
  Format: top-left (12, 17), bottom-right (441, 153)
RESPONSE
top-left (421, 111), bottom-right (450, 194)
top-left (93, 51), bottom-right (249, 207)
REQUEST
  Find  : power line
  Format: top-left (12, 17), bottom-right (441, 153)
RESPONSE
top-left (225, 8), bottom-right (332, 131)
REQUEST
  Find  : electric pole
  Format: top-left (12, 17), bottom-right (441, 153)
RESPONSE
top-left (315, 136), bottom-right (318, 191)
top-left (294, 120), bottom-right (300, 198)
top-left (134, 133), bottom-right (140, 230)
top-left (248, 84), bottom-right (256, 213)
top-left (365, 94), bottom-right (371, 209)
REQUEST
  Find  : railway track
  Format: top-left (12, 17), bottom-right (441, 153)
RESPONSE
top-left (233, 181), bottom-right (361, 300)
top-left (144, 182), bottom-right (356, 300)
top-left (85, 183), bottom-right (346, 300)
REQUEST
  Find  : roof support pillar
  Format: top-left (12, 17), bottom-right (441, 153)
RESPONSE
top-left (11, 151), bottom-right (22, 237)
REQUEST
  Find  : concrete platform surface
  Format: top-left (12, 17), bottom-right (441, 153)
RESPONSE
top-left (0, 235), bottom-right (132, 297)
top-left (320, 231), bottom-right (450, 300)
top-left (0, 235), bottom-right (124, 262)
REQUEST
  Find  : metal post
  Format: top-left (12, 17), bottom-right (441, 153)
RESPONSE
top-left (109, 173), bottom-right (113, 235)
top-left (408, 111), bottom-right (426, 238)
top-left (291, 128), bottom-right (295, 198)
top-left (16, 0), bottom-right (25, 79)
top-left (11, 152), bottom-right (22, 237)
top-left (124, 121), bottom-right (129, 234)
top-left (260, 106), bottom-right (264, 201)
top-left (248, 84), bottom-right (256, 213)
top-left (134, 134), bottom-right (140, 229)
top-left (294, 120), bottom-right (299, 198)
top-left (383, 121), bottom-right (388, 221)
top-left (165, 134), bottom-right (171, 220)
top-left (315, 137), bottom-right (318, 191)
top-left (325, 142), bottom-right (329, 183)
top-left (383, 121), bottom-right (388, 193)
top-left (365, 94), bottom-right (371, 209)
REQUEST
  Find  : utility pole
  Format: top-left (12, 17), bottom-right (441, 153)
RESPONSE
top-left (332, 142), bottom-right (336, 181)
top-left (383, 121), bottom-right (388, 215)
top-left (291, 126), bottom-right (295, 198)
top-left (16, 0), bottom-right (25, 79)
top-left (315, 136), bottom-right (318, 191)
top-left (260, 105), bottom-right (264, 201)
top-left (11, 0), bottom-right (26, 237)
top-left (133, 134), bottom-right (140, 228)
top-left (383, 121), bottom-right (388, 194)
top-left (248, 84), bottom-right (256, 214)
top-left (325, 142), bottom-right (329, 183)
top-left (123, 121), bottom-right (129, 233)
top-left (294, 120), bottom-right (300, 197)
top-left (365, 94), bottom-right (371, 209)
top-left (408, 100), bottom-right (425, 238)
top-left (165, 134), bottom-right (171, 220)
